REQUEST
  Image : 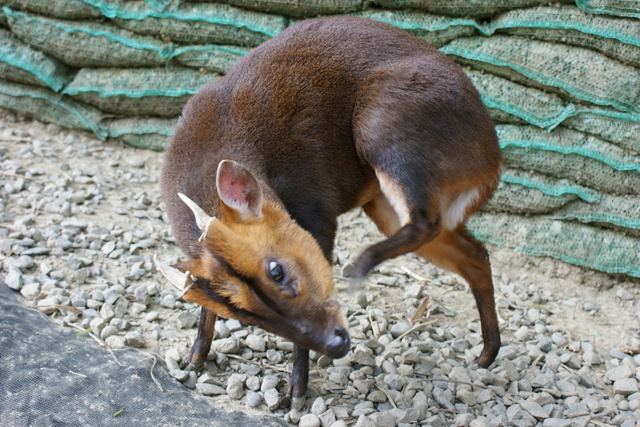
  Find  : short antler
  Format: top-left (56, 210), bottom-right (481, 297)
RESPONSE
top-left (177, 193), bottom-right (215, 242)
top-left (154, 255), bottom-right (194, 296)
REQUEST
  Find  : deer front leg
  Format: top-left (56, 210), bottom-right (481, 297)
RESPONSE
top-left (181, 307), bottom-right (216, 371)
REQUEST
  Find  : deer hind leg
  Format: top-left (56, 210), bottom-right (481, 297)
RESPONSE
top-left (362, 183), bottom-right (501, 368)
top-left (415, 227), bottom-right (500, 367)
top-left (352, 168), bottom-right (444, 279)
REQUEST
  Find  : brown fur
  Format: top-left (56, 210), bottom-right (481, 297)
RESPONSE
top-left (161, 16), bottom-right (503, 398)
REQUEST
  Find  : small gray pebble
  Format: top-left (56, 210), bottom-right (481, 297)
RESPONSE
top-left (310, 396), bottom-right (326, 415)
top-left (165, 357), bottom-right (180, 372)
top-left (169, 369), bottom-right (190, 382)
top-left (125, 330), bottom-right (145, 348)
top-left (177, 311), bottom-right (199, 329)
top-left (246, 334), bottom-right (266, 352)
top-left (183, 371), bottom-right (198, 389)
top-left (196, 383), bottom-right (226, 396)
top-left (89, 317), bottom-right (105, 336)
top-left (213, 337), bottom-right (239, 354)
top-left (298, 414), bottom-right (321, 427)
top-left (246, 375), bottom-right (260, 391)
top-left (145, 311), bottom-right (159, 322)
top-left (215, 321), bottom-right (230, 339)
top-left (20, 282), bottom-right (40, 299)
top-left (389, 322), bottom-right (410, 338)
top-left (159, 294), bottom-right (176, 309)
top-left (260, 375), bottom-right (279, 393)
top-left (287, 409), bottom-right (302, 424)
top-left (226, 318), bottom-right (242, 331)
top-left (613, 378), bottom-right (639, 396)
top-left (226, 375), bottom-right (245, 400)
top-left (129, 302), bottom-right (146, 315)
top-left (266, 348), bottom-right (284, 364)
top-left (5, 267), bottom-right (24, 290)
top-left (245, 390), bottom-right (263, 408)
top-left (264, 388), bottom-right (281, 411)
top-left (100, 325), bottom-right (119, 340)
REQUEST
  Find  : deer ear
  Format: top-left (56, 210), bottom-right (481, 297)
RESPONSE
top-left (216, 160), bottom-right (263, 221)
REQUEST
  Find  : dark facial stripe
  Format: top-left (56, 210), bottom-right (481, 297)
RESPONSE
top-left (193, 275), bottom-right (263, 324)
top-left (208, 252), bottom-right (288, 318)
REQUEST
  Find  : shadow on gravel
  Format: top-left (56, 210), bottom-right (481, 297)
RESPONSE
top-left (0, 282), bottom-right (286, 426)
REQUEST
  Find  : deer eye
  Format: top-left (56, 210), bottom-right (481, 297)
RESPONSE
top-left (267, 260), bottom-right (285, 283)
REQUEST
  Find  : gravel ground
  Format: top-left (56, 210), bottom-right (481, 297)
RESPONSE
top-left (1, 108), bottom-right (640, 427)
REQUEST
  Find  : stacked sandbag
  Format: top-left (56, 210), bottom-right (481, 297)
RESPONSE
top-left (0, 0), bottom-right (284, 149)
top-left (440, 4), bottom-right (640, 277)
top-left (0, 0), bottom-right (639, 277)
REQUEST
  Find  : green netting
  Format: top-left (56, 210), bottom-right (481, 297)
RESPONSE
top-left (0, 0), bottom-right (102, 19)
top-left (440, 36), bottom-right (640, 114)
top-left (0, 79), bottom-right (107, 139)
top-left (0, 27), bottom-right (73, 91)
top-left (484, 6), bottom-right (640, 47)
top-left (501, 27), bottom-right (640, 68)
top-left (106, 116), bottom-right (177, 151)
top-left (373, 0), bottom-right (573, 18)
top-left (81, 0), bottom-right (287, 47)
top-left (484, 167), bottom-right (600, 214)
top-left (214, 0), bottom-right (369, 18)
top-left (576, 0), bottom-right (640, 19)
top-left (144, 0), bottom-right (174, 12)
top-left (501, 169), bottom-right (599, 203)
top-left (483, 180), bottom-right (577, 215)
top-left (553, 193), bottom-right (640, 231)
top-left (484, 6), bottom-right (640, 67)
top-left (563, 106), bottom-right (640, 153)
top-left (465, 69), bottom-right (576, 130)
top-left (4, 7), bottom-right (173, 68)
top-left (350, 9), bottom-right (477, 47)
top-left (469, 211), bottom-right (640, 277)
top-left (62, 67), bottom-right (218, 116)
top-left (172, 44), bottom-right (248, 74)
top-left (498, 125), bottom-right (640, 173)
top-left (498, 125), bottom-right (640, 194)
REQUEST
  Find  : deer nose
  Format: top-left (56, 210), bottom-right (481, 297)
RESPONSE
top-left (326, 326), bottom-right (350, 359)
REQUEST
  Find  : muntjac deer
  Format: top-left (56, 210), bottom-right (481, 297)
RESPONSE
top-left (157, 16), bottom-right (503, 400)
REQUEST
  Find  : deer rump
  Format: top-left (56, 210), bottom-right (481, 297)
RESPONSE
top-left (159, 16), bottom-right (503, 399)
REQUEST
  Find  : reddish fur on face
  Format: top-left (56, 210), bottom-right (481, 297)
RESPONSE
top-left (175, 194), bottom-right (343, 355)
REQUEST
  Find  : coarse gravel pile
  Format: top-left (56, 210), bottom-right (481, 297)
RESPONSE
top-left (1, 108), bottom-right (640, 427)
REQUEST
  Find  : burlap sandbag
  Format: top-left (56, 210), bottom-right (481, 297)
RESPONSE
top-left (4, 7), bottom-right (172, 68)
top-left (497, 125), bottom-right (640, 195)
top-left (62, 67), bottom-right (218, 117)
top-left (106, 116), bottom-right (177, 151)
top-left (374, 0), bottom-right (572, 18)
top-left (0, 78), bottom-right (107, 139)
top-left (172, 45), bottom-right (248, 74)
top-left (0, 27), bottom-right (74, 91)
top-left (82, 0), bottom-right (286, 47)
top-left (563, 106), bottom-right (640, 153)
top-left (576, 0), bottom-right (640, 19)
top-left (214, 0), bottom-right (369, 18)
top-left (553, 193), bottom-right (640, 233)
top-left (465, 69), bottom-right (576, 130)
top-left (351, 9), bottom-right (478, 47)
top-left (2, 0), bottom-right (102, 19)
top-left (441, 36), bottom-right (640, 113)
top-left (469, 211), bottom-right (640, 277)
